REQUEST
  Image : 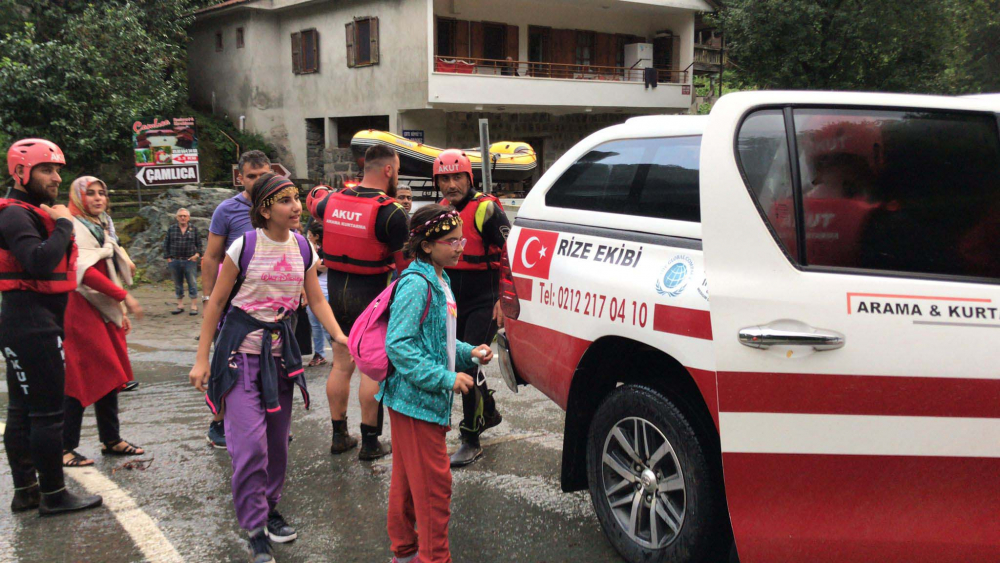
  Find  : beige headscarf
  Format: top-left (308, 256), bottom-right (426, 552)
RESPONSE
top-left (69, 176), bottom-right (135, 327)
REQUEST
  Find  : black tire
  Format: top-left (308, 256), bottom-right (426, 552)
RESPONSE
top-left (586, 384), bottom-right (726, 563)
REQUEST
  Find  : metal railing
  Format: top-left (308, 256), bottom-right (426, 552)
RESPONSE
top-left (433, 56), bottom-right (688, 84)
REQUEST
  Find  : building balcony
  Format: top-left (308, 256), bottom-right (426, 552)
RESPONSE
top-left (429, 56), bottom-right (692, 111)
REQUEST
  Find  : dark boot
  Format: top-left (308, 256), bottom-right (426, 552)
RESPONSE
top-left (358, 423), bottom-right (391, 461)
top-left (481, 390), bottom-right (502, 433)
top-left (38, 487), bottom-right (103, 516)
top-left (10, 483), bottom-right (40, 513)
top-left (450, 433), bottom-right (483, 468)
top-left (330, 418), bottom-right (358, 454)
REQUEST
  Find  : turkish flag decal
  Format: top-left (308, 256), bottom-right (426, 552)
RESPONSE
top-left (512, 229), bottom-right (559, 279)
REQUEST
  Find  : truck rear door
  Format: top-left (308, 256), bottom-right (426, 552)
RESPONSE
top-left (700, 92), bottom-right (1000, 562)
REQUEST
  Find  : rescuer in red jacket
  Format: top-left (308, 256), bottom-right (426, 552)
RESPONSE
top-left (308, 143), bottom-right (409, 461)
top-left (435, 149), bottom-right (511, 467)
top-left (0, 139), bottom-right (103, 515)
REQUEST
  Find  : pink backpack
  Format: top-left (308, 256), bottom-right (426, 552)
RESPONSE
top-left (348, 272), bottom-right (433, 382)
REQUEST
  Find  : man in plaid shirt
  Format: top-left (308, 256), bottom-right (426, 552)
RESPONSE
top-left (163, 208), bottom-right (202, 315)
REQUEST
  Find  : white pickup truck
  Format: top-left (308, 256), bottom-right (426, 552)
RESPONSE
top-left (495, 91), bottom-right (1000, 563)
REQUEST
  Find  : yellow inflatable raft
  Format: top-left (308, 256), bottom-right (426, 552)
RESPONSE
top-left (350, 130), bottom-right (537, 182)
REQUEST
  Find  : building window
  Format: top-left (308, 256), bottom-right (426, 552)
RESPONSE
top-left (438, 18), bottom-right (457, 58)
top-left (483, 23), bottom-right (506, 61)
top-left (346, 17), bottom-right (379, 67)
top-left (335, 115), bottom-right (390, 148)
top-left (215, 31), bottom-right (223, 52)
top-left (576, 31), bottom-right (594, 67)
top-left (237, 27), bottom-right (245, 49)
top-left (291, 29), bottom-right (320, 74)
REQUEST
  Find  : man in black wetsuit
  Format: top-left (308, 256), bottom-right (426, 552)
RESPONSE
top-left (308, 144), bottom-right (409, 460)
top-left (0, 138), bottom-right (103, 515)
top-left (434, 149), bottom-right (510, 467)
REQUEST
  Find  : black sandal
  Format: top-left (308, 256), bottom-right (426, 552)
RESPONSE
top-left (63, 450), bottom-right (94, 467)
top-left (170, 308), bottom-right (184, 315)
top-left (101, 439), bottom-right (145, 456)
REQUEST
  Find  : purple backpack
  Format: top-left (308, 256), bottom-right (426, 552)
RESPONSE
top-left (223, 230), bottom-right (312, 320)
top-left (348, 272), bottom-right (432, 382)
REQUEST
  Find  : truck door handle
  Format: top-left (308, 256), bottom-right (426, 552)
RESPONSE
top-left (738, 321), bottom-right (845, 351)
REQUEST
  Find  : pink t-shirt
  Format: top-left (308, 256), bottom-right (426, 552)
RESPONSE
top-left (225, 229), bottom-right (318, 354)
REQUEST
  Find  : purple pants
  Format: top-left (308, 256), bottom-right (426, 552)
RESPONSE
top-left (224, 353), bottom-right (294, 531)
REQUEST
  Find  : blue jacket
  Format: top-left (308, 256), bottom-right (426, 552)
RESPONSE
top-left (380, 259), bottom-right (476, 427)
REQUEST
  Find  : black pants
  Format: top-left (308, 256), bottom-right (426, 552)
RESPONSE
top-left (62, 392), bottom-right (121, 451)
top-left (1, 331), bottom-right (67, 493)
top-left (450, 270), bottom-right (501, 440)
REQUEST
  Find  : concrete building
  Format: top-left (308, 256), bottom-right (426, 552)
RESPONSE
top-left (189, 0), bottom-right (716, 186)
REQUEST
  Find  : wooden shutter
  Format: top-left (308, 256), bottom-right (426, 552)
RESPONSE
top-left (369, 17), bottom-right (379, 65)
top-left (311, 30), bottom-right (320, 72)
top-left (552, 28), bottom-right (575, 65)
top-left (455, 20), bottom-right (470, 58)
top-left (470, 21), bottom-right (484, 60)
top-left (345, 22), bottom-right (356, 67)
top-left (506, 24), bottom-right (519, 61)
top-left (595, 32), bottom-right (614, 68)
top-left (291, 31), bottom-right (301, 74)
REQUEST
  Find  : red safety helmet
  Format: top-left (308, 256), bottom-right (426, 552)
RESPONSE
top-left (306, 185), bottom-right (334, 217)
top-left (433, 149), bottom-right (474, 187)
top-left (800, 116), bottom-right (884, 173)
top-left (7, 139), bottom-right (66, 186)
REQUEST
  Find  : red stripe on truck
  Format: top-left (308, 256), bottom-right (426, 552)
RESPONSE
top-left (718, 371), bottom-right (1000, 419)
top-left (724, 452), bottom-right (1000, 563)
top-left (652, 304), bottom-right (713, 340)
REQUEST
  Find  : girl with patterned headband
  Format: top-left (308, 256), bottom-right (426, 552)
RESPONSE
top-left (189, 173), bottom-right (349, 561)
top-left (383, 203), bottom-right (495, 563)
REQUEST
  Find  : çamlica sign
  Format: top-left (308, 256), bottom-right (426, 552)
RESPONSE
top-left (132, 116), bottom-right (199, 168)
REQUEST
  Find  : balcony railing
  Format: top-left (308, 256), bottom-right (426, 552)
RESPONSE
top-left (693, 45), bottom-right (723, 66)
top-left (433, 56), bottom-right (688, 84)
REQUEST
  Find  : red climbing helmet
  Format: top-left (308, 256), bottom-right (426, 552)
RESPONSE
top-left (7, 139), bottom-right (66, 186)
top-left (433, 149), bottom-right (474, 187)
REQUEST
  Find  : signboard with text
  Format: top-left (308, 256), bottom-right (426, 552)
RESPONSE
top-left (137, 164), bottom-right (200, 186)
top-left (132, 116), bottom-right (200, 187)
top-left (403, 130), bottom-right (425, 144)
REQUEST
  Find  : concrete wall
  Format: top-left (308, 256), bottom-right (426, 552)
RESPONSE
top-left (190, 12), bottom-right (293, 165)
top-left (190, 0), bottom-right (431, 178)
top-left (428, 73), bottom-right (691, 110)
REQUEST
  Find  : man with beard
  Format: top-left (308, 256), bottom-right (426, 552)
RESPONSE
top-left (0, 139), bottom-right (103, 515)
top-left (308, 144), bottom-right (408, 460)
top-left (434, 149), bottom-right (509, 467)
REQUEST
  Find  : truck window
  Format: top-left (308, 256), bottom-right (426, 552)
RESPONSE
top-left (545, 136), bottom-right (701, 222)
top-left (736, 109), bottom-right (797, 259)
top-left (738, 108), bottom-right (1000, 280)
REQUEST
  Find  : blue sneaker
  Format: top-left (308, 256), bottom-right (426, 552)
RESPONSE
top-left (206, 421), bottom-right (226, 449)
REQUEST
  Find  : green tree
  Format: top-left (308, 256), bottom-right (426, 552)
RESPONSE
top-left (0, 1), bottom-right (203, 168)
top-left (719, 0), bottom-right (962, 93)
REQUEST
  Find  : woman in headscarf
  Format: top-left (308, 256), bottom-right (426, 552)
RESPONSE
top-left (61, 176), bottom-right (147, 468)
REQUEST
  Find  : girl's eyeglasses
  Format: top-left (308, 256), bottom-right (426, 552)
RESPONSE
top-left (434, 238), bottom-right (467, 249)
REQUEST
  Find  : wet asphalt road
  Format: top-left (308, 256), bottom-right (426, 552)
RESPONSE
top-left (0, 287), bottom-right (622, 563)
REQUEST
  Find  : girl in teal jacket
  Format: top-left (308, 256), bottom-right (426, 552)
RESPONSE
top-left (381, 205), bottom-right (493, 563)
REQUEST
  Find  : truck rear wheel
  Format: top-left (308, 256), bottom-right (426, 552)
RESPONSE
top-left (586, 384), bottom-right (725, 563)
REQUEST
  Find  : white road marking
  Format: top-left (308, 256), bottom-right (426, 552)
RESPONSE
top-left (719, 412), bottom-right (1000, 458)
top-left (0, 422), bottom-right (184, 562)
